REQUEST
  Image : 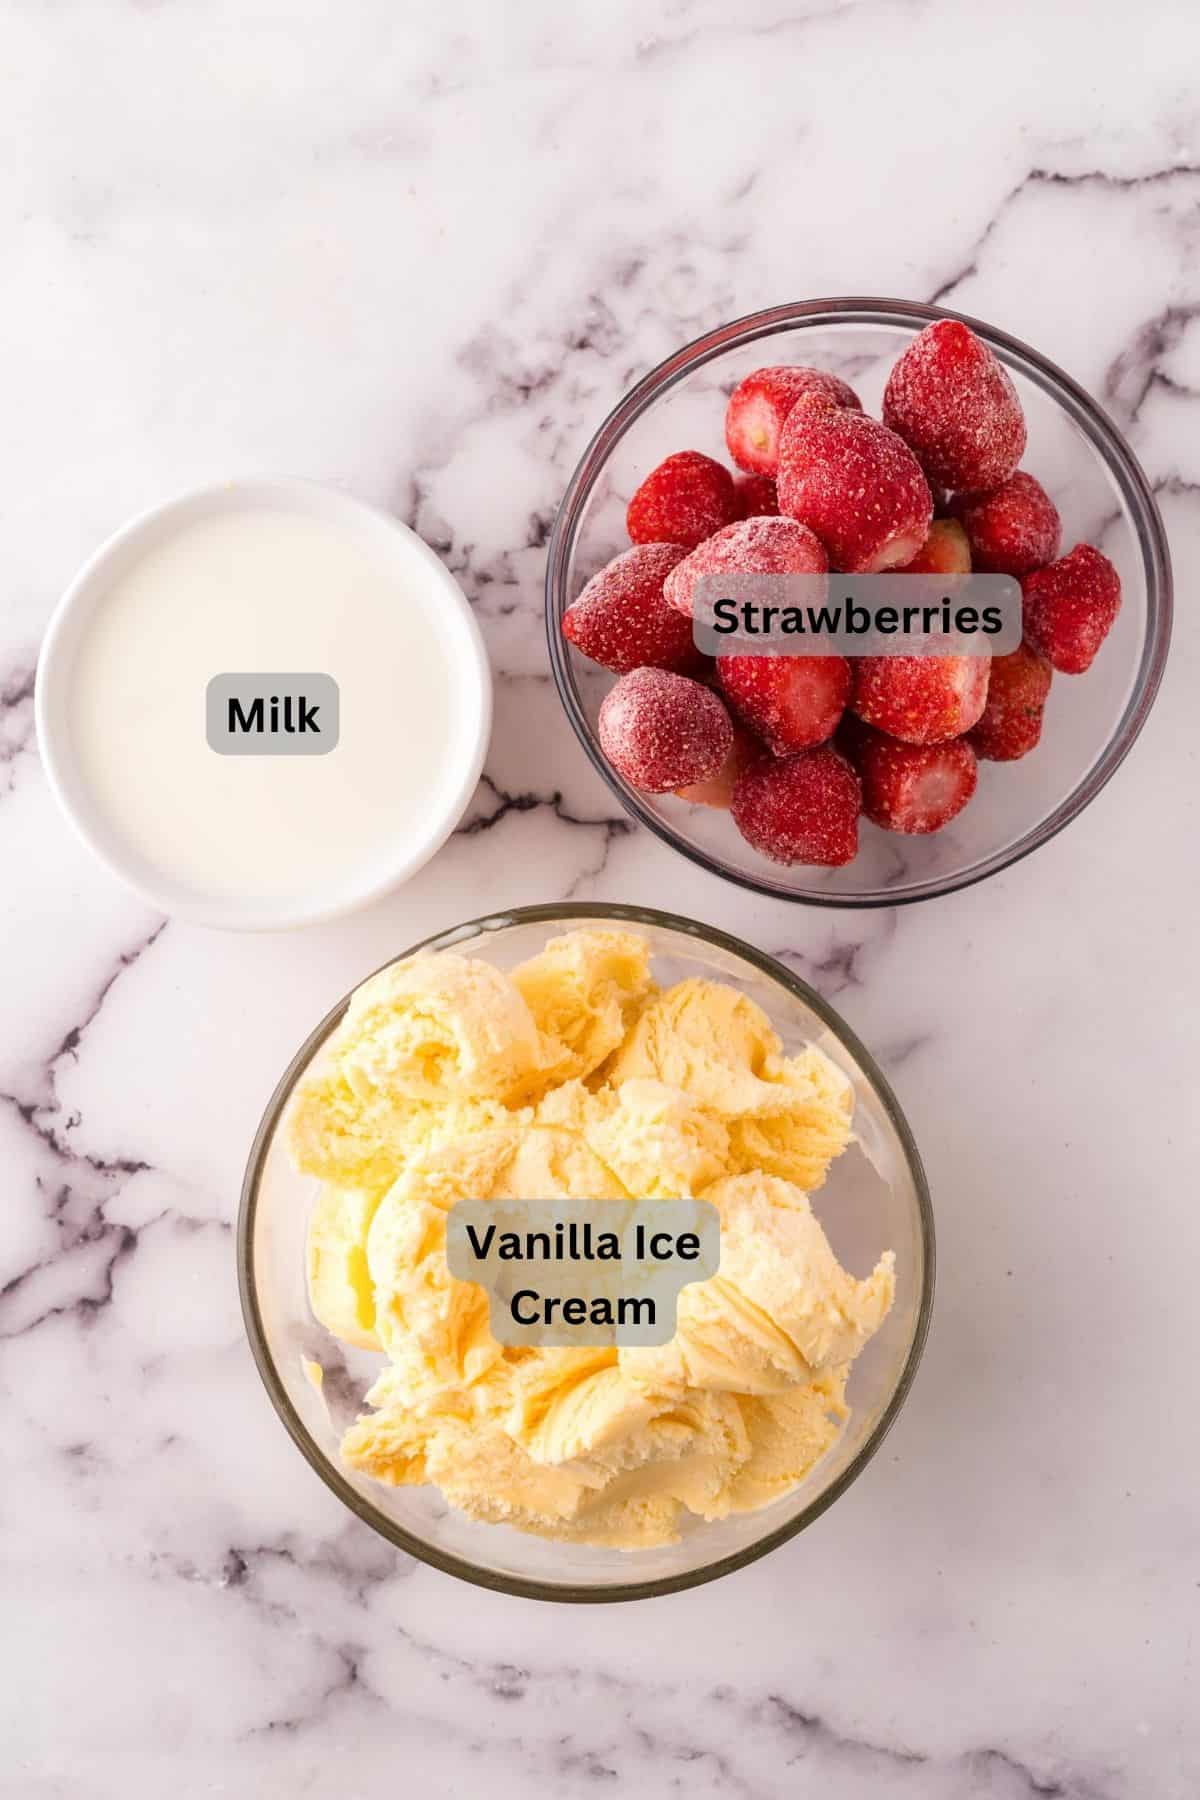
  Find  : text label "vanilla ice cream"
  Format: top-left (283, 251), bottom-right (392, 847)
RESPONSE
top-left (446, 1199), bottom-right (720, 1345)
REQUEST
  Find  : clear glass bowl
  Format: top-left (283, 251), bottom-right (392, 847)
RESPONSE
top-left (238, 903), bottom-right (933, 1602)
top-left (546, 300), bottom-right (1172, 906)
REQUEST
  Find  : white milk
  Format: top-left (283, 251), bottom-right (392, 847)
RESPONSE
top-left (66, 501), bottom-right (477, 908)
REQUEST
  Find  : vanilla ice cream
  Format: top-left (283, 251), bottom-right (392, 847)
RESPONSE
top-left (286, 927), bottom-right (895, 1548)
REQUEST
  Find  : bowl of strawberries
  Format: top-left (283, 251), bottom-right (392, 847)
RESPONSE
top-left (546, 299), bottom-right (1172, 905)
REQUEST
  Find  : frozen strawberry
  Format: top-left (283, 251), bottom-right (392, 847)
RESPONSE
top-left (949, 471), bottom-right (1061, 576)
top-left (732, 473), bottom-right (780, 519)
top-left (850, 651), bottom-right (990, 744)
top-left (731, 744), bottom-right (861, 866)
top-left (598, 667), bottom-right (733, 793)
top-left (968, 642), bottom-right (1052, 760)
top-left (627, 451), bottom-right (738, 549)
top-left (664, 515), bottom-right (828, 619)
top-left (896, 517), bottom-right (972, 576)
top-left (1020, 544), bottom-right (1121, 675)
top-left (883, 319), bottom-right (1025, 493)
top-left (725, 366), bottom-right (862, 476)
top-left (675, 720), bottom-right (762, 808)
top-left (563, 543), bottom-right (699, 675)
top-left (840, 718), bottom-right (977, 834)
top-left (717, 653), bottom-right (850, 755)
top-left (776, 394), bottom-right (933, 573)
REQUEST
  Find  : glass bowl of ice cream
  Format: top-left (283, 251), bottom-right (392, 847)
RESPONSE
top-left (239, 904), bottom-right (932, 1600)
top-left (546, 299), bottom-right (1171, 906)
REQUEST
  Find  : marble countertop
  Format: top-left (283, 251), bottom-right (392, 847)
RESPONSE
top-left (3, 3), bottom-right (1197, 1795)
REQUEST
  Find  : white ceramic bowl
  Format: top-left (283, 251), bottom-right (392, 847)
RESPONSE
top-left (35, 479), bottom-right (492, 930)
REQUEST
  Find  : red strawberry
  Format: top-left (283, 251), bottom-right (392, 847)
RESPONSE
top-left (598, 667), bottom-right (733, 793)
top-left (840, 717), bottom-right (977, 834)
top-left (968, 642), bottom-right (1052, 761)
top-left (776, 393), bottom-right (933, 573)
top-left (717, 653), bottom-right (850, 755)
top-left (731, 744), bottom-right (861, 866)
top-left (675, 720), bottom-right (762, 808)
top-left (627, 451), bottom-right (738, 549)
top-left (850, 652), bottom-right (990, 744)
top-left (563, 543), bottom-right (699, 675)
top-left (664, 515), bottom-right (827, 619)
top-left (732, 473), bottom-right (780, 519)
top-left (949, 472), bottom-right (1061, 577)
top-left (896, 517), bottom-right (972, 575)
top-left (1020, 544), bottom-right (1121, 674)
top-left (883, 319), bottom-right (1025, 493)
top-left (725, 366), bottom-right (862, 476)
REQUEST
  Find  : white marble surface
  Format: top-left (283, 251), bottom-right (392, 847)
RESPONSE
top-left (2, 3), bottom-right (1198, 1794)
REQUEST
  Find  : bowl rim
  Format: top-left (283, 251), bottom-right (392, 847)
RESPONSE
top-left (237, 900), bottom-right (936, 1603)
top-left (34, 475), bottom-right (493, 931)
top-left (545, 296), bottom-right (1173, 907)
